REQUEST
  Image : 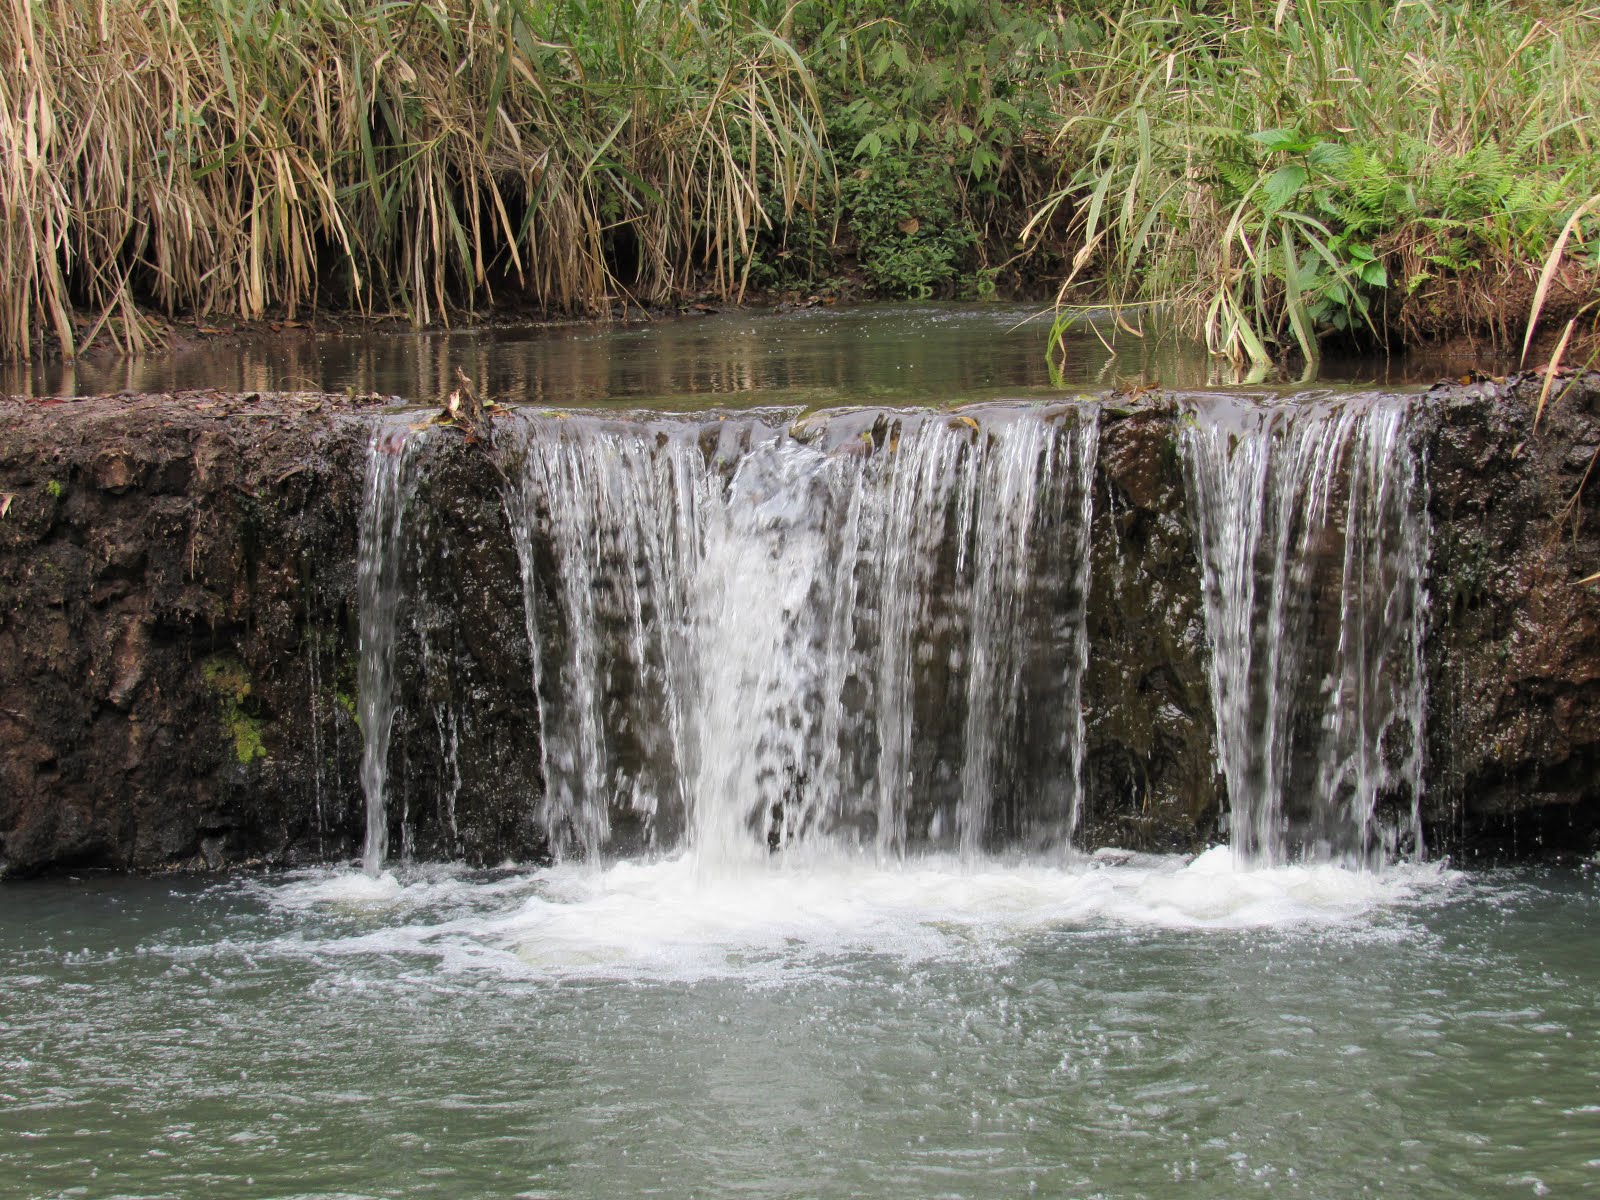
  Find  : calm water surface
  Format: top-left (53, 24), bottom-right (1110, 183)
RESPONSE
top-left (1, 856), bottom-right (1596, 1199)
top-left (1, 304), bottom-right (1479, 406)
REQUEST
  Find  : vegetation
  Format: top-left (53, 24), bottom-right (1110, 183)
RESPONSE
top-left (753, 0), bottom-right (1073, 299)
top-left (201, 654), bottom-right (267, 764)
top-left (1, 0), bottom-right (1595, 366)
top-left (0, 0), bottom-right (827, 358)
top-left (1029, 0), bottom-right (1600, 368)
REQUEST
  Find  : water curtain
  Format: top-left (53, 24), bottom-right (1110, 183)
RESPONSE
top-left (1180, 396), bottom-right (1429, 866)
top-left (355, 396), bottom-right (1429, 873)
top-left (499, 406), bottom-right (1101, 868)
top-left (356, 420), bottom-right (424, 876)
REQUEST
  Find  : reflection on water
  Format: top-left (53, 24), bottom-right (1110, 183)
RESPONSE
top-left (2, 303), bottom-right (1475, 408)
top-left (1, 304), bottom-right (1125, 406)
top-left (4, 304), bottom-right (1508, 407)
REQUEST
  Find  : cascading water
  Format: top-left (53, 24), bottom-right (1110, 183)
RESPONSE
top-left (356, 420), bottom-right (423, 875)
top-left (1180, 395), bottom-right (1429, 867)
top-left (357, 392), bottom-right (1426, 875)
top-left (500, 419), bottom-right (712, 862)
top-left (500, 405), bottom-right (1101, 867)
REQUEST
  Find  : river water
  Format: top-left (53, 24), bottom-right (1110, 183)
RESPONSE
top-left (1, 858), bottom-right (1596, 1198)
top-left (3, 305), bottom-right (1595, 1197)
top-left (1, 302), bottom-right (1485, 405)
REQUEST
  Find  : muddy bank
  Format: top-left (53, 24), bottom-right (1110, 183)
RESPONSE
top-left (2, 376), bottom-right (1597, 875)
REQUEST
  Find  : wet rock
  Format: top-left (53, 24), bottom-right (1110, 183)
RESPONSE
top-left (92, 447), bottom-right (137, 492)
top-left (0, 394), bottom-right (372, 877)
top-left (1077, 403), bottom-right (1220, 852)
top-left (379, 436), bottom-right (545, 863)
top-left (200, 835), bottom-right (226, 870)
top-left (106, 618), bottom-right (149, 710)
top-left (3, 376), bottom-right (1598, 874)
top-left (1423, 370), bottom-right (1600, 860)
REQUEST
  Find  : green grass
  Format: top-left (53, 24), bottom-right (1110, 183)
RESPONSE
top-left (1028, 0), bottom-right (1600, 367)
top-left (1, 0), bottom-right (1594, 366)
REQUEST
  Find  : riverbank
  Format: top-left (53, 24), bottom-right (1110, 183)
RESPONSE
top-left (3, 1), bottom-right (1595, 366)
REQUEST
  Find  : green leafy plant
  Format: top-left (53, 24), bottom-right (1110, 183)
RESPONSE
top-left (777, 0), bottom-right (1077, 296)
top-left (840, 159), bottom-right (973, 297)
top-left (1028, 0), bottom-right (1600, 366)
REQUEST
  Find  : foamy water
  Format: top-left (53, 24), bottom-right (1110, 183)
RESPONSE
top-left (258, 848), bottom-right (1458, 983)
top-left (3, 860), bottom-right (1590, 1200)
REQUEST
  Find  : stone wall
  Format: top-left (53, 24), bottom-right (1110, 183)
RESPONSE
top-left (1423, 372), bottom-right (1600, 860)
top-left (2, 374), bottom-right (1596, 875)
top-left (0, 394), bottom-right (370, 873)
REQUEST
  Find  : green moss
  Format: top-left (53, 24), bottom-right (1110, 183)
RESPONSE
top-left (334, 651), bottom-right (360, 725)
top-left (45, 479), bottom-right (63, 499)
top-left (225, 711), bottom-right (267, 764)
top-left (201, 655), bottom-right (268, 764)
top-left (200, 655), bottom-right (250, 698)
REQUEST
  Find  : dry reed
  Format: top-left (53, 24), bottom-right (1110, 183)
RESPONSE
top-left (0, 0), bottom-right (827, 360)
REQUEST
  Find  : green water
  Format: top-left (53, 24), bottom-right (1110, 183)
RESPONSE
top-left (2, 303), bottom-right (1478, 406)
top-left (1, 859), bottom-right (1596, 1199)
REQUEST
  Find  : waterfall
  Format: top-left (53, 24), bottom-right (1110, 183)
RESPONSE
top-left (500, 405), bottom-right (1101, 867)
top-left (1180, 395), bottom-right (1429, 866)
top-left (357, 420), bottom-right (423, 875)
top-left (356, 392), bottom-right (1424, 874)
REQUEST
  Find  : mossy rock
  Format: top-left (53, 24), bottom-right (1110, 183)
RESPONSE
top-left (201, 654), bottom-right (268, 765)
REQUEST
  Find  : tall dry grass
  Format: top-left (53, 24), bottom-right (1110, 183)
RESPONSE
top-left (0, 0), bottom-right (827, 359)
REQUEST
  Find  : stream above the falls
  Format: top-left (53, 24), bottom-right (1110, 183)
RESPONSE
top-left (1, 302), bottom-right (1492, 407)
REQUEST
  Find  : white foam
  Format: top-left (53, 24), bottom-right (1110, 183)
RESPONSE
top-left (269, 868), bottom-right (406, 908)
top-left (256, 849), bottom-right (1459, 983)
top-left (253, 862), bottom-right (540, 917)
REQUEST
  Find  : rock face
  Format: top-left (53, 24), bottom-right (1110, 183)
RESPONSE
top-left (1423, 373), bottom-right (1600, 860)
top-left (373, 433), bottom-right (547, 863)
top-left (0, 394), bottom-right (370, 873)
top-left (1, 374), bottom-right (1597, 875)
top-left (1078, 405), bottom-right (1219, 851)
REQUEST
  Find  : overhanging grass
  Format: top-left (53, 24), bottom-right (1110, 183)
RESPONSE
top-left (1028, 0), bottom-right (1600, 367)
top-left (0, 0), bottom-right (827, 360)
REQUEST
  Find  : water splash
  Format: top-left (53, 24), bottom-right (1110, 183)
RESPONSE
top-left (357, 420), bottom-right (423, 875)
top-left (263, 849), bottom-right (1459, 984)
top-left (501, 405), bottom-right (1101, 868)
top-left (1180, 395), bottom-right (1429, 867)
